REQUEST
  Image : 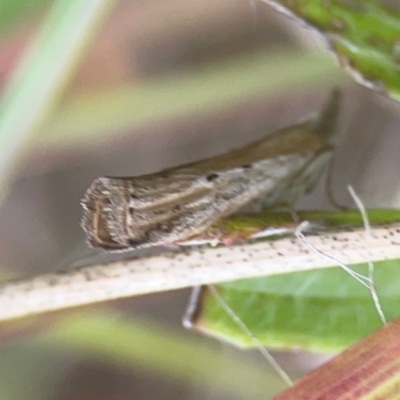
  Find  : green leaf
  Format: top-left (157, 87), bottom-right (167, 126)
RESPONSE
top-left (264, 0), bottom-right (400, 101)
top-left (0, 0), bottom-right (50, 35)
top-left (186, 209), bottom-right (400, 352)
top-left (37, 312), bottom-right (288, 399)
top-left (38, 50), bottom-right (346, 149)
top-left (189, 260), bottom-right (400, 352)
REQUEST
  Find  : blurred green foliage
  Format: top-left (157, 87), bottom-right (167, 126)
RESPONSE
top-left (0, 0), bottom-right (399, 399)
top-left (0, 0), bottom-right (50, 34)
top-left (265, 0), bottom-right (400, 101)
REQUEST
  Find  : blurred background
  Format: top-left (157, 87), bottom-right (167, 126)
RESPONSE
top-left (1, 0), bottom-right (400, 399)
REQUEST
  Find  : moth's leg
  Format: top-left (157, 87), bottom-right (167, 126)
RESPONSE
top-left (324, 152), bottom-right (348, 211)
top-left (288, 205), bottom-right (300, 225)
top-left (269, 202), bottom-right (300, 224)
top-left (258, 201), bottom-right (300, 226)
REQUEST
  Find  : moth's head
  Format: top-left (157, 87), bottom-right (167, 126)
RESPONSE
top-left (81, 177), bottom-right (130, 251)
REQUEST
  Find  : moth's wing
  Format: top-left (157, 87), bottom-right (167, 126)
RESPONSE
top-left (81, 90), bottom-right (341, 251)
top-left (241, 150), bottom-right (333, 212)
top-left (242, 88), bottom-right (341, 211)
top-left (81, 152), bottom-right (316, 250)
top-left (81, 173), bottom-right (207, 250)
top-left (81, 178), bottom-right (123, 250)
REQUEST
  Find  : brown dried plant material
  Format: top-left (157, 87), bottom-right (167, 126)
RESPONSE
top-left (274, 317), bottom-right (400, 400)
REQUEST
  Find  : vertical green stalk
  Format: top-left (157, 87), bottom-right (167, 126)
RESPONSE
top-left (0, 0), bottom-right (115, 203)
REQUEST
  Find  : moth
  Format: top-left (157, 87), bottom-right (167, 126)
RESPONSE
top-left (81, 89), bottom-right (341, 251)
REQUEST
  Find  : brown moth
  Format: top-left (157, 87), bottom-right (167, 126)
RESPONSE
top-left (81, 90), bottom-right (341, 251)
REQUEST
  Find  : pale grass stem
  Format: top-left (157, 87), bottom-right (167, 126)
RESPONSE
top-left (0, 212), bottom-right (398, 322)
top-left (295, 222), bottom-right (371, 288)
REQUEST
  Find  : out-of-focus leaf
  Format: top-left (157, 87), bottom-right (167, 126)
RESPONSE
top-left (263, 0), bottom-right (400, 102)
top-left (184, 209), bottom-right (400, 352)
top-left (0, 0), bottom-right (114, 205)
top-left (37, 50), bottom-right (346, 148)
top-left (38, 312), bottom-right (288, 399)
top-left (273, 316), bottom-right (400, 399)
top-left (0, 0), bottom-right (50, 35)
top-left (0, 343), bottom-right (73, 400)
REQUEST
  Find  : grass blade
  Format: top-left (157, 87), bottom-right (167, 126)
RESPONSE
top-left (0, 0), bottom-right (115, 203)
